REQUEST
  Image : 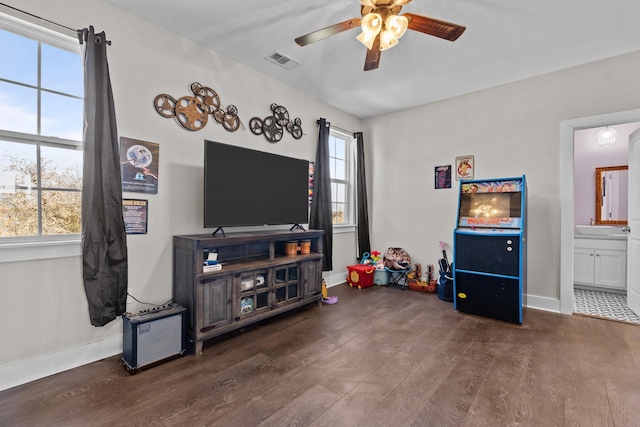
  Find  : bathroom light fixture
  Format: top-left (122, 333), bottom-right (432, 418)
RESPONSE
top-left (597, 126), bottom-right (617, 146)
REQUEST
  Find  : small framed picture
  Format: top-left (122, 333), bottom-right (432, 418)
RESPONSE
top-left (455, 155), bottom-right (474, 180)
top-left (434, 165), bottom-right (452, 189)
top-left (122, 199), bottom-right (148, 234)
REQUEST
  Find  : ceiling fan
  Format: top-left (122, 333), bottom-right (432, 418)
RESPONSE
top-left (295, 0), bottom-right (466, 71)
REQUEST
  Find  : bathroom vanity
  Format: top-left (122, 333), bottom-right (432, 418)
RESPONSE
top-left (574, 234), bottom-right (627, 290)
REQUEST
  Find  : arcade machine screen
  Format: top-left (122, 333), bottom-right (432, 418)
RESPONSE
top-left (458, 180), bottom-right (523, 229)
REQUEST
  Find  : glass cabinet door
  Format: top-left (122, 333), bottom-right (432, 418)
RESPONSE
top-left (273, 264), bottom-right (300, 307)
top-left (238, 269), bottom-right (269, 319)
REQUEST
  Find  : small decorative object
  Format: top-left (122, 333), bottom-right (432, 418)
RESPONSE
top-left (285, 241), bottom-right (298, 256)
top-left (435, 165), bottom-right (452, 189)
top-left (456, 155), bottom-right (474, 180)
top-left (321, 279), bottom-right (338, 304)
top-left (299, 240), bottom-right (311, 254)
top-left (153, 82), bottom-right (242, 132)
top-left (240, 297), bottom-right (254, 314)
top-left (249, 103), bottom-right (303, 142)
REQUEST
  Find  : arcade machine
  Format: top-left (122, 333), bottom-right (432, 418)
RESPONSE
top-left (453, 176), bottom-right (527, 323)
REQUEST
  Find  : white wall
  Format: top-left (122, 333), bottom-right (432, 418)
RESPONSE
top-left (363, 49), bottom-right (640, 305)
top-left (0, 0), bottom-right (361, 390)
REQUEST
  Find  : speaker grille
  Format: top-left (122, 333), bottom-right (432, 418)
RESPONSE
top-left (136, 314), bottom-right (183, 367)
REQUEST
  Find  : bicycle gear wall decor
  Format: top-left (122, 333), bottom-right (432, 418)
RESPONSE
top-left (249, 104), bottom-right (303, 143)
top-left (153, 82), bottom-right (242, 132)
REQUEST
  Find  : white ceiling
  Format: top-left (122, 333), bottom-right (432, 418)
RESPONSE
top-left (102, 0), bottom-right (640, 119)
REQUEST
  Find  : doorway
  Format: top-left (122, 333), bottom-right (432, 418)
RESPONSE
top-left (571, 123), bottom-right (640, 324)
top-left (560, 109), bottom-right (640, 318)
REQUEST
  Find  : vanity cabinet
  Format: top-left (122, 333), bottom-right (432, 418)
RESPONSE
top-left (574, 236), bottom-right (626, 290)
top-left (173, 230), bottom-right (324, 354)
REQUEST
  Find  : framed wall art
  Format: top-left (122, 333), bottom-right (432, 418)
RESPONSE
top-left (120, 137), bottom-right (159, 194)
top-left (122, 199), bottom-right (148, 234)
top-left (435, 165), bottom-right (452, 189)
top-left (455, 155), bottom-right (474, 180)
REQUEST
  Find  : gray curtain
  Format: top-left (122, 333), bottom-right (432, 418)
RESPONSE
top-left (354, 132), bottom-right (370, 259)
top-left (79, 27), bottom-right (128, 327)
top-left (310, 118), bottom-right (333, 271)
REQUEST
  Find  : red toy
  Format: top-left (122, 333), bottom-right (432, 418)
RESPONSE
top-left (347, 264), bottom-right (375, 289)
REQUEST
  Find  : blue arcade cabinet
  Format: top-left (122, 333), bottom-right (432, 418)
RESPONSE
top-left (453, 176), bottom-right (527, 323)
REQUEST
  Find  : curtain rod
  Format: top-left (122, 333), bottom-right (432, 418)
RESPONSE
top-left (0, 2), bottom-right (76, 33)
top-left (0, 2), bottom-right (111, 45)
top-left (316, 119), bottom-right (355, 136)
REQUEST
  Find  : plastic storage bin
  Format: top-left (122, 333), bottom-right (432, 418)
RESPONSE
top-left (374, 269), bottom-right (389, 285)
top-left (347, 264), bottom-right (375, 289)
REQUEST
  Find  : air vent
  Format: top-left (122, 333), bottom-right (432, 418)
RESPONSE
top-left (265, 51), bottom-right (301, 70)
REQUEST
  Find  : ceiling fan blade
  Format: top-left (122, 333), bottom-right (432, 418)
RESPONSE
top-left (403, 13), bottom-right (466, 41)
top-left (364, 35), bottom-right (381, 71)
top-left (295, 18), bottom-right (362, 46)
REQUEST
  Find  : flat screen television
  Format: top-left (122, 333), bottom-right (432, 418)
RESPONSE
top-left (204, 140), bottom-right (310, 229)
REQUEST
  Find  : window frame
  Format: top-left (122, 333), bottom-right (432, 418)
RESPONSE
top-left (328, 128), bottom-right (356, 229)
top-left (0, 10), bottom-right (83, 262)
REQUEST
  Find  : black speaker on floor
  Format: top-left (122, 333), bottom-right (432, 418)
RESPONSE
top-left (122, 303), bottom-right (186, 373)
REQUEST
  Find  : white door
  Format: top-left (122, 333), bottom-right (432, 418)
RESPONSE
top-left (627, 129), bottom-right (640, 315)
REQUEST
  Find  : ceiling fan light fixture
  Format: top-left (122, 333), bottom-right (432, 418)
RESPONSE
top-left (385, 15), bottom-right (408, 39)
top-left (361, 13), bottom-right (382, 36)
top-left (379, 30), bottom-right (399, 50)
top-left (597, 126), bottom-right (617, 146)
top-left (356, 31), bottom-right (377, 50)
top-left (361, 0), bottom-right (377, 7)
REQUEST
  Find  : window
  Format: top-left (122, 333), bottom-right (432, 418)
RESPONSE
top-left (0, 13), bottom-right (83, 242)
top-left (328, 128), bottom-right (355, 226)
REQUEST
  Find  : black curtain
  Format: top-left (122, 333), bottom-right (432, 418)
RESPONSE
top-left (79, 27), bottom-right (128, 327)
top-left (310, 118), bottom-right (333, 271)
top-left (354, 132), bottom-right (370, 259)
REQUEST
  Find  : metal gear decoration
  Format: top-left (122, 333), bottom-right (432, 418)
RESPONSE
top-left (153, 82), bottom-right (242, 132)
top-left (249, 103), bottom-right (303, 142)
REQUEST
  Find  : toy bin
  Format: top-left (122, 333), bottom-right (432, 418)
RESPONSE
top-left (374, 269), bottom-right (389, 285)
top-left (347, 264), bottom-right (375, 289)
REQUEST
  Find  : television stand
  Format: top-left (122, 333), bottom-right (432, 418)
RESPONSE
top-left (211, 227), bottom-right (226, 237)
top-left (290, 224), bottom-right (306, 231)
top-left (173, 229), bottom-right (324, 354)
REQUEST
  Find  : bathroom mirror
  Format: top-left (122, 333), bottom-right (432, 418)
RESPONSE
top-left (595, 165), bottom-right (628, 225)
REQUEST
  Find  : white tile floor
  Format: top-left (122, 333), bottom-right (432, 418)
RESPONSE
top-left (573, 288), bottom-right (640, 325)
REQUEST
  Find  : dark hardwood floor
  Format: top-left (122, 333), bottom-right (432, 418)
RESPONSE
top-left (2, 283), bottom-right (640, 427)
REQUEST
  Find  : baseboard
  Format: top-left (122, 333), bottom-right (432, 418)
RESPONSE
top-left (0, 335), bottom-right (122, 392)
top-left (525, 294), bottom-right (560, 313)
top-left (323, 271), bottom-right (347, 288)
